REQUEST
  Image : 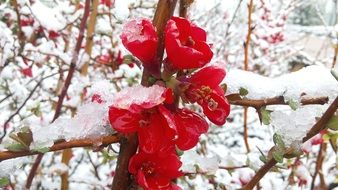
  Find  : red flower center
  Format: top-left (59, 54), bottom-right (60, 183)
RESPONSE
top-left (141, 161), bottom-right (156, 176)
top-left (189, 85), bottom-right (212, 101)
top-left (189, 85), bottom-right (219, 111)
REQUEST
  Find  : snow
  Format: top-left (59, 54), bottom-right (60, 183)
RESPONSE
top-left (113, 0), bottom-right (130, 20)
top-left (180, 149), bottom-right (220, 174)
top-left (30, 0), bottom-right (74, 31)
top-left (29, 81), bottom-right (118, 150)
top-left (111, 84), bottom-right (166, 110)
top-left (0, 158), bottom-right (27, 178)
top-left (0, 21), bottom-right (16, 66)
top-left (270, 106), bottom-right (324, 146)
top-left (45, 163), bottom-right (69, 175)
top-left (122, 19), bottom-right (154, 43)
top-left (225, 65), bottom-right (338, 102)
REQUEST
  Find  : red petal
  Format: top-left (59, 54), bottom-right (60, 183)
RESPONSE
top-left (136, 170), bottom-right (150, 189)
top-left (20, 67), bottom-right (33, 77)
top-left (108, 106), bottom-right (140, 133)
top-left (128, 152), bottom-right (182, 190)
top-left (174, 109), bottom-right (209, 150)
top-left (189, 66), bottom-right (226, 88)
top-left (200, 92), bottom-right (230, 126)
top-left (91, 94), bottom-right (104, 104)
top-left (120, 19), bottom-right (158, 65)
top-left (138, 114), bottom-right (165, 154)
top-left (191, 25), bottom-right (207, 41)
top-left (165, 18), bottom-right (213, 69)
top-left (158, 105), bottom-right (177, 135)
top-left (156, 153), bottom-right (183, 178)
top-left (170, 17), bottom-right (191, 42)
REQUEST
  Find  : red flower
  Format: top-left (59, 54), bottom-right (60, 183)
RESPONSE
top-left (20, 67), bottom-right (33, 77)
top-left (109, 84), bottom-right (207, 152)
top-left (165, 17), bottom-right (213, 69)
top-left (91, 94), bottom-right (104, 104)
top-left (180, 66), bottom-right (230, 125)
top-left (108, 85), bottom-right (176, 153)
top-left (120, 19), bottom-right (158, 66)
top-left (129, 151), bottom-right (182, 190)
top-left (48, 30), bottom-right (60, 40)
top-left (310, 130), bottom-right (327, 146)
top-left (160, 107), bottom-right (208, 151)
top-left (20, 18), bottom-right (34, 27)
top-left (100, 0), bottom-right (114, 7)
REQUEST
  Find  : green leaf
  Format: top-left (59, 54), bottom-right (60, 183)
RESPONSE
top-left (322, 134), bottom-right (330, 141)
top-left (260, 107), bottom-right (272, 125)
top-left (331, 69), bottom-right (338, 81)
top-left (221, 83), bottom-right (227, 93)
top-left (239, 87), bottom-right (249, 96)
top-left (9, 126), bottom-right (33, 149)
top-left (327, 115), bottom-right (338, 131)
top-left (257, 147), bottom-right (267, 163)
top-left (175, 147), bottom-right (184, 156)
top-left (272, 149), bottom-right (284, 163)
top-left (273, 133), bottom-right (285, 149)
top-left (0, 177), bottom-right (9, 187)
top-left (32, 147), bottom-right (50, 153)
top-left (29, 103), bottom-right (42, 117)
top-left (122, 55), bottom-right (134, 64)
top-left (4, 143), bottom-right (27, 152)
top-left (287, 99), bottom-right (299, 110)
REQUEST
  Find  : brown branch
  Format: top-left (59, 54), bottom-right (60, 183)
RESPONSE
top-left (240, 159), bottom-right (277, 190)
top-left (0, 134), bottom-right (119, 162)
top-left (302, 96), bottom-right (338, 143)
top-left (179, 0), bottom-right (194, 18)
top-left (242, 96), bottom-right (338, 190)
top-left (80, 0), bottom-right (99, 75)
top-left (310, 143), bottom-right (327, 190)
top-left (111, 1), bottom-right (178, 189)
top-left (242, 0), bottom-right (254, 153)
top-left (244, 0), bottom-right (253, 71)
top-left (25, 0), bottom-right (92, 188)
top-left (61, 148), bottom-right (73, 190)
top-left (229, 95), bottom-right (329, 109)
top-left (52, 0), bottom-right (91, 122)
top-left (219, 165), bottom-right (249, 170)
top-left (243, 107), bottom-right (250, 152)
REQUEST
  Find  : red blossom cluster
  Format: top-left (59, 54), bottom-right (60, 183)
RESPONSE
top-left (253, 0), bottom-right (288, 54)
top-left (108, 16), bottom-right (230, 189)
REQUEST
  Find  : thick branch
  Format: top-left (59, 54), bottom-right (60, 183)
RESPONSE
top-left (229, 95), bottom-right (329, 108)
top-left (111, 1), bottom-right (178, 189)
top-left (0, 135), bottom-right (119, 162)
top-left (242, 96), bottom-right (338, 190)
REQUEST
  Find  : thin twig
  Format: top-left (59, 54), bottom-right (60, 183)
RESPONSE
top-left (242, 0), bottom-right (254, 153)
top-left (310, 143), bottom-right (327, 189)
top-left (25, 0), bottom-right (92, 188)
top-left (0, 72), bottom-right (60, 143)
top-left (242, 96), bottom-right (338, 190)
top-left (0, 134), bottom-right (119, 162)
